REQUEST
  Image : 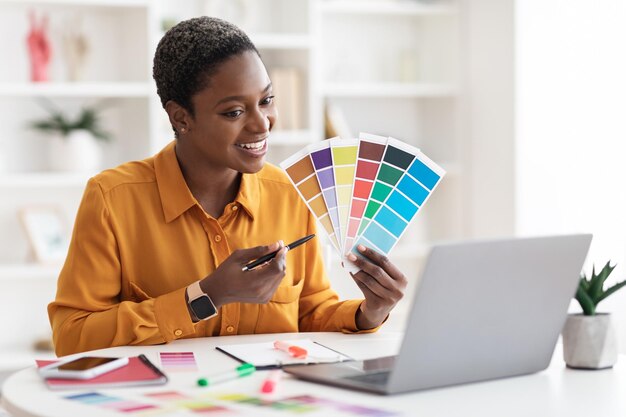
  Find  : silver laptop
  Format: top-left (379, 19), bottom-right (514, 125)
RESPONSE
top-left (285, 234), bottom-right (592, 394)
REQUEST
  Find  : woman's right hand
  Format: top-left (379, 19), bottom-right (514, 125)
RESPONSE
top-left (199, 241), bottom-right (287, 308)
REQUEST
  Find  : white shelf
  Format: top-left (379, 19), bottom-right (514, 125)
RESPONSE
top-left (319, 0), bottom-right (458, 16)
top-left (270, 129), bottom-right (316, 145)
top-left (0, 264), bottom-right (62, 281)
top-left (0, 172), bottom-right (92, 188)
top-left (251, 33), bottom-right (312, 50)
top-left (0, 82), bottom-right (153, 98)
top-left (155, 32), bottom-right (312, 50)
top-left (323, 82), bottom-right (456, 98)
top-left (0, 0), bottom-right (149, 7)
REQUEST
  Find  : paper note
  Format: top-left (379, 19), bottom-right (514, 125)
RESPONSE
top-left (216, 338), bottom-right (351, 369)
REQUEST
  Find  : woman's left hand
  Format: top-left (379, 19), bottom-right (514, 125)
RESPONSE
top-left (347, 245), bottom-right (408, 330)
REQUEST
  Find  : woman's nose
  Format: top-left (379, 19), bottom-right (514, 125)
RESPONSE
top-left (248, 106), bottom-right (274, 133)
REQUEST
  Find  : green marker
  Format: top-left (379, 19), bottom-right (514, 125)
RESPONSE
top-left (197, 363), bottom-right (255, 387)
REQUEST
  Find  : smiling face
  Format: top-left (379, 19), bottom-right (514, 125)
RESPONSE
top-left (172, 50), bottom-right (277, 176)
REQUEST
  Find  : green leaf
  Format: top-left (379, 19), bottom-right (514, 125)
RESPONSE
top-left (90, 128), bottom-right (111, 142)
top-left (575, 282), bottom-right (596, 315)
top-left (579, 273), bottom-right (591, 291)
top-left (589, 261), bottom-right (615, 303)
top-left (28, 99), bottom-right (113, 142)
top-left (30, 121), bottom-right (58, 131)
top-left (587, 264), bottom-right (598, 288)
top-left (597, 279), bottom-right (626, 304)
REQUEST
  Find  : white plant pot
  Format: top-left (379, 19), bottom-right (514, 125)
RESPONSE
top-left (49, 130), bottom-right (102, 172)
top-left (562, 313), bottom-right (617, 369)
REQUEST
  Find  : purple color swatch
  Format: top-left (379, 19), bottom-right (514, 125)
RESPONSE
top-left (282, 395), bottom-right (398, 417)
top-left (323, 188), bottom-right (337, 207)
top-left (317, 168), bottom-right (335, 189)
top-left (65, 392), bottom-right (160, 414)
top-left (311, 148), bottom-right (333, 169)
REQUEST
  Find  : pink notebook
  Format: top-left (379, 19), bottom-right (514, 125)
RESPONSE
top-left (37, 354), bottom-right (168, 390)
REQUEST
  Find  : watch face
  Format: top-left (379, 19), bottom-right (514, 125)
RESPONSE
top-left (190, 295), bottom-right (216, 319)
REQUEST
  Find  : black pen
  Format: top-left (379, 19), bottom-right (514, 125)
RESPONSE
top-left (241, 234), bottom-right (315, 272)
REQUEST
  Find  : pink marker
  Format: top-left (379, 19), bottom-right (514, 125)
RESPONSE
top-left (260, 370), bottom-right (282, 394)
top-left (273, 341), bottom-right (308, 359)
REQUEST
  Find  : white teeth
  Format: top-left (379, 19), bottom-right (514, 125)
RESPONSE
top-left (237, 139), bottom-right (266, 150)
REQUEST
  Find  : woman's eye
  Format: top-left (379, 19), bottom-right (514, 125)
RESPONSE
top-left (223, 110), bottom-right (243, 119)
top-left (261, 95), bottom-right (275, 105)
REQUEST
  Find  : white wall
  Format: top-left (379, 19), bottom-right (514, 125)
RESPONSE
top-left (463, 0), bottom-right (516, 238)
top-left (516, 0), bottom-right (626, 351)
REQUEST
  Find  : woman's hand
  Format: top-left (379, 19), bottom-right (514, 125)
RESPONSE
top-left (199, 241), bottom-right (287, 308)
top-left (347, 245), bottom-right (407, 330)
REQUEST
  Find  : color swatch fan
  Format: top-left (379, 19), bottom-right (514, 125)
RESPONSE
top-left (280, 133), bottom-right (445, 270)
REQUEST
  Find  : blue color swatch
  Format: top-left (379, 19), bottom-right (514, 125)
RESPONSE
top-left (373, 206), bottom-right (407, 237)
top-left (353, 152), bottom-right (444, 256)
top-left (407, 159), bottom-right (441, 190)
top-left (360, 222), bottom-right (396, 253)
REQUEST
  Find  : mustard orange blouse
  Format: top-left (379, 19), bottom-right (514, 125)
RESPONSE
top-left (48, 142), bottom-right (374, 356)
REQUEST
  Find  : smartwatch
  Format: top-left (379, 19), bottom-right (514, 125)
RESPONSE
top-left (186, 281), bottom-right (217, 321)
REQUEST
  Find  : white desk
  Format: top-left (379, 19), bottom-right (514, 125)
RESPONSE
top-left (2, 332), bottom-right (626, 417)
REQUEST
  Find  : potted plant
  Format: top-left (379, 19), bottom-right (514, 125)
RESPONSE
top-left (562, 261), bottom-right (626, 369)
top-left (30, 100), bottom-right (111, 172)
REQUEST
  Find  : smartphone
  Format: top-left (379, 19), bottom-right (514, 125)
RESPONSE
top-left (38, 356), bottom-right (129, 380)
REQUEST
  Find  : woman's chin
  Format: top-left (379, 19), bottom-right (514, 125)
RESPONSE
top-left (239, 159), bottom-right (266, 174)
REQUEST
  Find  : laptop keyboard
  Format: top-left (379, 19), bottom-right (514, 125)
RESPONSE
top-left (344, 371), bottom-right (391, 385)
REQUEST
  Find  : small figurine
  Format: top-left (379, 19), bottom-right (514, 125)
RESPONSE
top-left (62, 14), bottom-right (89, 82)
top-left (26, 10), bottom-right (51, 82)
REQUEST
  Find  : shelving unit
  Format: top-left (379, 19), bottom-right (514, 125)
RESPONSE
top-left (251, 33), bottom-right (312, 49)
top-left (0, 0), bottom-right (157, 373)
top-left (0, 0), bottom-right (149, 6)
top-left (318, 0), bottom-right (458, 15)
top-left (0, 0), bottom-right (519, 374)
top-left (319, 0), bottom-right (463, 266)
top-left (0, 82), bottom-right (153, 97)
top-left (322, 82), bottom-right (456, 98)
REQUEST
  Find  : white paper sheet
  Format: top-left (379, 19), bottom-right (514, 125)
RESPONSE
top-left (216, 338), bottom-right (352, 369)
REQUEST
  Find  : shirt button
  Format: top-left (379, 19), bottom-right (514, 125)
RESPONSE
top-left (231, 205), bottom-right (238, 211)
top-left (174, 329), bottom-right (183, 337)
top-left (215, 235), bottom-right (222, 242)
top-left (226, 325), bottom-right (235, 333)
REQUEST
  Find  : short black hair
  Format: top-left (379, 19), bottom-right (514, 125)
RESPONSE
top-left (152, 16), bottom-right (259, 117)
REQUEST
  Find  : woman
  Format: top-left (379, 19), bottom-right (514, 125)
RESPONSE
top-left (48, 17), bottom-right (407, 356)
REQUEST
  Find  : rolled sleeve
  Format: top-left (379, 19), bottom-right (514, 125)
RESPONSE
top-left (154, 287), bottom-right (196, 342)
top-left (49, 179), bottom-right (196, 355)
top-left (336, 299), bottom-right (384, 334)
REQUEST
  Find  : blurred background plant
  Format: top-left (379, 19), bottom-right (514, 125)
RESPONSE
top-left (29, 98), bottom-right (111, 141)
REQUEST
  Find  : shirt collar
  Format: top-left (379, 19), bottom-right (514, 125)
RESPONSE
top-left (236, 170), bottom-right (260, 221)
top-left (154, 141), bottom-right (260, 223)
top-left (154, 142), bottom-right (196, 223)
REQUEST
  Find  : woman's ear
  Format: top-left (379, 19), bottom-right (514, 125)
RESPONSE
top-left (165, 100), bottom-right (192, 135)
